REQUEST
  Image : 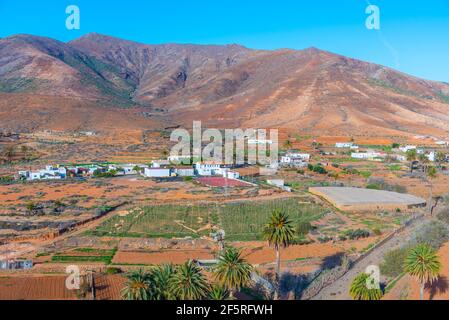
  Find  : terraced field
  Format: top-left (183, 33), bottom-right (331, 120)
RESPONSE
top-left (88, 198), bottom-right (328, 241)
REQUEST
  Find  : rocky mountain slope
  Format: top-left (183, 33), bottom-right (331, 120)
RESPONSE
top-left (1, 33), bottom-right (449, 136)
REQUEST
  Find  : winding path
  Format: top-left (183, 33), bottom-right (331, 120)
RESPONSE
top-left (311, 214), bottom-right (427, 300)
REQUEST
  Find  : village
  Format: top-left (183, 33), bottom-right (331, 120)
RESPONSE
top-left (1, 123), bottom-right (449, 302)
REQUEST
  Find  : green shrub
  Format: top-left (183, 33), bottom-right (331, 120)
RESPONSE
top-left (26, 202), bottom-right (36, 211)
top-left (346, 229), bottom-right (370, 240)
top-left (105, 267), bottom-right (122, 275)
top-left (380, 247), bottom-right (410, 278)
top-left (412, 220), bottom-right (449, 249)
top-left (308, 164), bottom-right (327, 174)
top-left (296, 221), bottom-right (313, 237)
top-left (359, 171), bottom-right (372, 179)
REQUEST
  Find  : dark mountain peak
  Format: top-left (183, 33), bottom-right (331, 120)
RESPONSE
top-left (70, 32), bottom-right (145, 47)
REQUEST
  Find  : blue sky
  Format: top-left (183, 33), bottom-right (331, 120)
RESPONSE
top-left (1, 0), bottom-right (448, 82)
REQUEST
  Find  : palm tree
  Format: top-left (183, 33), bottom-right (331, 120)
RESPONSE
top-left (262, 210), bottom-right (295, 300)
top-left (213, 247), bottom-right (253, 299)
top-left (349, 272), bottom-right (383, 300)
top-left (406, 149), bottom-right (417, 173)
top-left (283, 139), bottom-right (292, 150)
top-left (419, 153), bottom-right (430, 173)
top-left (435, 151), bottom-right (446, 168)
top-left (169, 260), bottom-right (209, 300)
top-left (208, 284), bottom-right (230, 300)
top-left (426, 166), bottom-right (438, 215)
top-left (121, 269), bottom-right (153, 300)
top-left (152, 264), bottom-right (176, 300)
top-left (404, 244), bottom-right (441, 300)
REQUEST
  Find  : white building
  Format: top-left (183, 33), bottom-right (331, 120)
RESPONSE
top-left (168, 155), bottom-right (192, 164)
top-left (399, 145), bottom-right (417, 153)
top-left (267, 179), bottom-right (292, 192)
top-left (143, 168), bottom-right (172, 178)
top-left (283, 153), bottom-right (310, 161)
top-left (194, 163), bottom-right (222, 176)
top-left (351, 152), bottom-right (386, 160)
top-left (19, 165), bottom-right (67, 181)
top-left (280, 152), bottom-right (310, 168)
top-left (335, 142), bottom-right (354, 148)
top-left (115, 164), bottom-right (149, 175)
top-left (221, 169), bottom-right (240, 179)
top-left (174, 168), bottom-right (195, 177)
top-left (151, 160), bottom-right (170, 168)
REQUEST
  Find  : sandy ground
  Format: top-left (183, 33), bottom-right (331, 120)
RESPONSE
top-left (108, 238), bottom-right (378, 268)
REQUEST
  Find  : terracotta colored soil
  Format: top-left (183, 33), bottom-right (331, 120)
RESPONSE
top-left (0, 276), bottom-right (77, 300)
top-left (196, 177), bottom-right (253, 187)
top-left (94, 274), bottom-right (126, 300)
top-left (234, 242), bottom-right (343, 265)
top-left (112, 250), bottom-right (215, 265)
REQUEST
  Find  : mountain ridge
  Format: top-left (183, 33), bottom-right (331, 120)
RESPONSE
top-left (1, 33), bottom-right (449, 136)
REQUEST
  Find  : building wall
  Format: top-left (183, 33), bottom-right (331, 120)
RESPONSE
top-left (144, 168), bottom-right (171, 177)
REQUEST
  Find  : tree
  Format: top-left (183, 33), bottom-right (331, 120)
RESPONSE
top-left (169, 260), bottom-right (209, 300)
top-left (2, 145), bottom-right (15, 163)
top-left (435, 151), bottom-right (446, 168)
top-left (152, 264), bottom-right (176, 300)
top-left (262, 210), bottom-right (295, 300)
top-left (283, 139), bottom-right (292, 150)
top-left (349, 272), bottom-right (383, 300)
top-left (404, 244), bottom-right (441, 300)
top-left (426, 166), bottom-right (438, 215)
top-left (419, 153), bottom-right (430, 173)
top-left (133, 165), bottom-right (142, 173)
top-left (213, 247), bottom-right (253, 299)
top-left (121, 269), bottom-right (153, 300)
top-left (208, 284), bottom-right (230, 300)
top-left (406, 149), bottom-right (417, 173)
top-left (330, 172), bottom-right (340, 184)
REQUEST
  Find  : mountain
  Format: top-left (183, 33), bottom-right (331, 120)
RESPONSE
top-left (1, 33), bottom-right (449, 136)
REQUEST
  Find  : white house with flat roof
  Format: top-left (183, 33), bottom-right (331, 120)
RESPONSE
top-left (399, 145), bottom-right (417, 153)
top-left (351, 152), bottom-right (386, 160)
top-left (194, 163), bottom-right (222, 176)
top-left (19, 165), bottom-right (67, 181)
top-left (335, 142), bottom-right (354, 148)
top-left (280, 152), bottom-right (310, 168)
top-left (143, 167), bottom-right (172, 178)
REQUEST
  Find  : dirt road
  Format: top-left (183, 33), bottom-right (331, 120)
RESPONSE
top-left (311, 215), bottom-right (427, 300)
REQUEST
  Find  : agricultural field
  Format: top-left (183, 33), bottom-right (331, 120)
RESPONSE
top-left (88, 198), bottom-right (328, 241)
top-left (51, 247), bottom-right (117, 264)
